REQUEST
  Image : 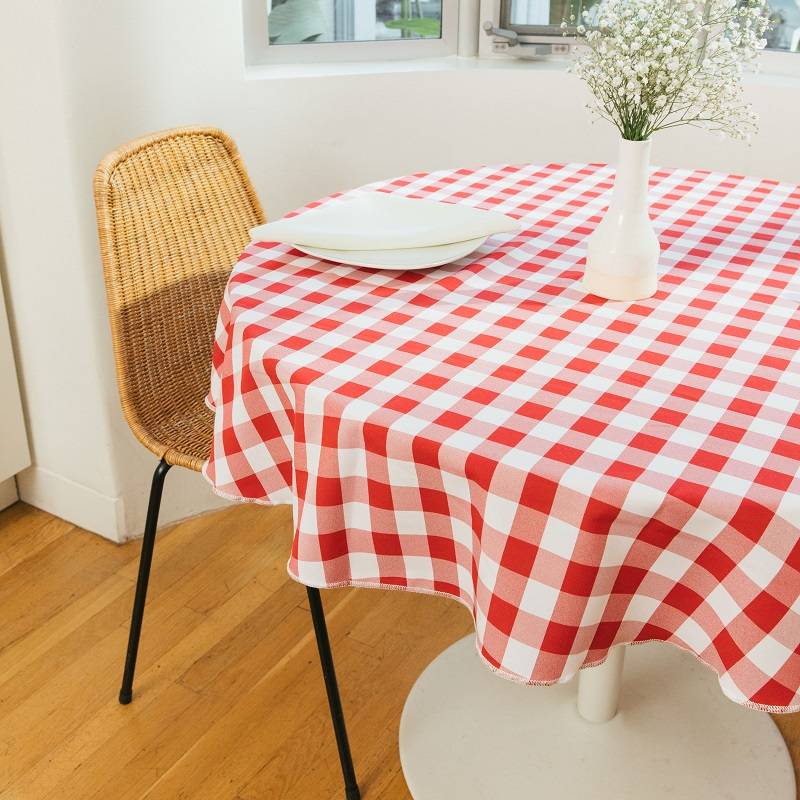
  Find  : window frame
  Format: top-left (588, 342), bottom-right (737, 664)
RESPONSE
top-left (242, 0), bottom-right (461, 65)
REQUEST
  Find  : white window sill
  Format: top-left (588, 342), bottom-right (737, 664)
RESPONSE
top-left (244, 54), bottom-right (570, 81)
top-left (244, 52), bottom-right (800, 86)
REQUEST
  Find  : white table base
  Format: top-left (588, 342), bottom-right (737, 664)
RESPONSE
top-left (399, 637), bottom-right (795, 800)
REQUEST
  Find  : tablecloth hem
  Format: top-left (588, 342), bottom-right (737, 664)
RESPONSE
top-left (287, 566), bottom-right (799, 715)
top-left (200, 467), bottom-right (290, 507)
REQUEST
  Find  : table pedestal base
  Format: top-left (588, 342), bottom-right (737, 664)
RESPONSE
top-left (399, 637), bottom-right (795, 800)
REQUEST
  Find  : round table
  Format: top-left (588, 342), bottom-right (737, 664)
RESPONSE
top-left (204, 162), bottom-right (800, 797)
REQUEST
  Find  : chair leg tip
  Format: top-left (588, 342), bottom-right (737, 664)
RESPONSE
top-left (118, 689), bottom-right (133, 705)
top-left (345, 787), bottom-right (360, 800)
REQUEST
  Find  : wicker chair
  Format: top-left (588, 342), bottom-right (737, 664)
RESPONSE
top-left (94, 127), bottom-right (359, 800)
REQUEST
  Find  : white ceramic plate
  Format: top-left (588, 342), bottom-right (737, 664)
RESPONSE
top-left (250, 193), bottom-right (519, 251)
top-left (294, 236), bottom-right (487, 270)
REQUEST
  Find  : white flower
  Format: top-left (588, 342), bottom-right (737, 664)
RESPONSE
top-left (568, 0), bottom-right (770, 141)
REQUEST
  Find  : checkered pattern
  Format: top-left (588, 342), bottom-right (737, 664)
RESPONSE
top-left (204, 163), bottom-right (800, 712)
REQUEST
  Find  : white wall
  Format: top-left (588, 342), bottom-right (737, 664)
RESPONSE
top-left (0, 0), bottom-right (798, 541)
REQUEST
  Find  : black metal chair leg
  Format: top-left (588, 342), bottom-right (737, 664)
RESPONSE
top-left (118, 459), bottom-right (171, 705)
top-left (307, 587), bottom-right (360, 800)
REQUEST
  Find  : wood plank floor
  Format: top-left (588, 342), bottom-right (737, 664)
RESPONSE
top-left (0, 500), bottom-right (797, 799)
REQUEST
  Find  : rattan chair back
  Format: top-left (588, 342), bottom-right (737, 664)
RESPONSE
top-left (93, 126), bottom-right (265, 471)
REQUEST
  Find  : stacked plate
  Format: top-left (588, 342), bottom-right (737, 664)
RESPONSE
top-left (249, 192), bottom-right (520, 270)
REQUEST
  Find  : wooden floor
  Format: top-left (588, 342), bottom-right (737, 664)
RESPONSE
top-left (0, 501), bottom-right (797, 800)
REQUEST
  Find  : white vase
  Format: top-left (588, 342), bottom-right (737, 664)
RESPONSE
top-left (584, 138), bottom-right (660, 301)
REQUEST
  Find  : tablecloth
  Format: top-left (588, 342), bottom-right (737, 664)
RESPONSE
top-left (204, 162), bottom-right (800, 712)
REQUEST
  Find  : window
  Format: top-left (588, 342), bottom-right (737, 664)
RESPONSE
top-left (269, 0), bottom-right (443, 44)
top-left (243, 0), bottom-right (460, 64)
top-left (501, 0), bottom-right (589, 37)
top-left (497, 0), bottom-right (799, 52)
top-left (767, 0), bottom-right (800, 51)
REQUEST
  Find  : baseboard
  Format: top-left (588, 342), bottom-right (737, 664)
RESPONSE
top-left (16, 464), bottom-right (233, 543)
top-left (0, 477), bottom-right (18, 511)
top-left (16, 466), bottom-right (127, 542)
top-left (121, 466), bottom-right (232, 542)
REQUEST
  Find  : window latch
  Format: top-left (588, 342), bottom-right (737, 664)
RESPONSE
top-left (481, 20), bottom-right (571, 58)
top-left (482, 21), bottom-right (519, 47)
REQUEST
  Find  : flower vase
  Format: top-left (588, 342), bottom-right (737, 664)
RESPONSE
top-left (584, 138), bottom-right (660, 301)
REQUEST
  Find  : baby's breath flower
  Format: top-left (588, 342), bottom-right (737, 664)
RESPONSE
top-left (569, 0), bottom-right (770, 141)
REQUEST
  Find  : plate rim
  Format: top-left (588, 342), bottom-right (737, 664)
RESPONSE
top-left (293, 235), bottom-right (489, 270)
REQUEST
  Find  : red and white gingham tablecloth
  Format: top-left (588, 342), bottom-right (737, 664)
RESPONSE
top-left (204, 163), bottom-right (800, 712)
